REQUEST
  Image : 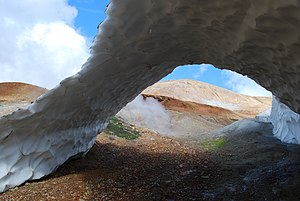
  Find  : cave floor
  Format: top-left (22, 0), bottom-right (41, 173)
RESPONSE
top-left (1, 124), bottom-right (300, 201)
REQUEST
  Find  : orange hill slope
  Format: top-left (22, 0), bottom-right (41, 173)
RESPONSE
top-left (142, 79), bottom-right (271, 117)
top-left (0, 82), bottom-right (47, 102)
top-left (142, 94), bottom-right (246, 124)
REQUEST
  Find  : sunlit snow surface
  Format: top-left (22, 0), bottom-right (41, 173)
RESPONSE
top-left (255, 108), bottom-right (271, 123)
top-left (255, 98), bottom-right (300, 144)
top-left (1, 0), bottom-right (300, 192)
top-left (271, 97), bottom-right (300, 144)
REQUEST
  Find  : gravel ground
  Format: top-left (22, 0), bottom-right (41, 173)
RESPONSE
top-left (1, 131), bottom-right (217, 201)
top-left (0, 101), bottom-right (30, 117)
top-left (1, 124), bottom-right (300, 201)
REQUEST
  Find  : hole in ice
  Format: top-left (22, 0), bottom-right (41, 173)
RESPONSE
top-left (116, 64), bottom-right (272, 140)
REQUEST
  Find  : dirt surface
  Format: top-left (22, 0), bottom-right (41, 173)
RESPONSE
top-left (1, 123), bottom-right (300, 201)
top-left (1, 131), bottom-right (212, 201)
top-left (205, 121), bottom-right (300, 201)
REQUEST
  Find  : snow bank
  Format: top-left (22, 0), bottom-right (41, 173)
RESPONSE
top-left (214, 119), bottom-right (272, 137)
top-left (202, 99), bottom-right (238, 111)
top-left (227, 97), bottom-right (300, 145)
top-left (255, 108), bottom-right (271, 123)
top-left (270, 97), bottom-right (300, 144)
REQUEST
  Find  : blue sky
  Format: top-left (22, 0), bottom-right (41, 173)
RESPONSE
top-left (0, 0), bottom-right (271, 96)
top-left (69, 0), bottom-right (110, 39)
top-left (162, 64), bottom-right (227, 89)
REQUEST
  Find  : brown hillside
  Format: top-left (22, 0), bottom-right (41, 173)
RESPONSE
top-left (143, 79), bottom-right (272, 116)
top-left (143, 94), bottom-right (246, 122)
top-left (0, 82), bottom-right (47, 102)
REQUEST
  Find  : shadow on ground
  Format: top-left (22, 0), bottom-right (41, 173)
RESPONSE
top-left (2, 125), bottom-right (300, 201)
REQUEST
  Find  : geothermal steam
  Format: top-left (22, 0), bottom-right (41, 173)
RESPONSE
top-left (117, 95), bottom-right (171, 135)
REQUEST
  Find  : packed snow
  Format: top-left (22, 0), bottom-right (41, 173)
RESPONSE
top-left (270, 97), bottom-right (300, 144)
top-left (255, 108), bottom-right (271, 123)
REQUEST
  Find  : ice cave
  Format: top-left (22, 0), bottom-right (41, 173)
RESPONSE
top-left (0, 0), bottom-right (300, 192)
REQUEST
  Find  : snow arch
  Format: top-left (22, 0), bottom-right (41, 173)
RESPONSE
top-left (1, 0), bottom-right (300, 192)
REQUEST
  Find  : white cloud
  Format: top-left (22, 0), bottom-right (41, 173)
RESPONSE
top-left (223, 70), bottom-right (272, 97)
top-left (193, 64), bottom-right (208, 79)
top-left (0, 0), bottom-right (90, 89)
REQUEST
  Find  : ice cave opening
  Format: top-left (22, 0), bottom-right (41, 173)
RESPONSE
top-left (117, 63), bottom-right (273, 138)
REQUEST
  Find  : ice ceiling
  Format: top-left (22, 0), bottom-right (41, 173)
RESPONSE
top-left (0, 0), bottom-right (300, 192)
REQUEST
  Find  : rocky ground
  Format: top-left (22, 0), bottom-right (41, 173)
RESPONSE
top-left (1, 118), bottom-right (300, 201)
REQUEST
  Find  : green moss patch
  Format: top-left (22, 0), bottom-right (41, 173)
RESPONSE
top-left (105, 117), bottom-right (141, 140)
top-left (200, 137), bottom-right (227, 152)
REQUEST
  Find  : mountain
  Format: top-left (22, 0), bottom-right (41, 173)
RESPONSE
top-left (0, 82), bottom-right (47, 117)
top-left (118, 79), bottom-right (272, 140)
top-left (0, 82), bottom-right (47, 102)
top-left (142, 79), bottom-right (271, 117)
